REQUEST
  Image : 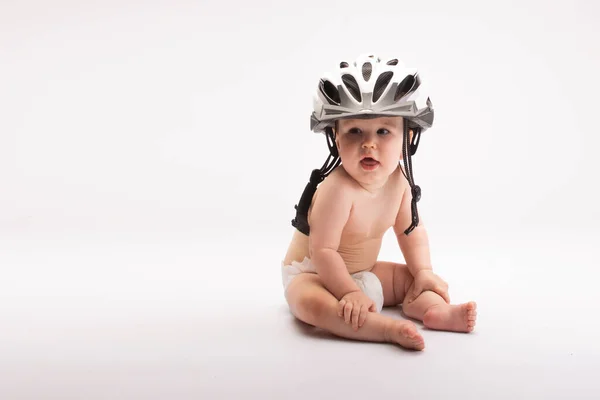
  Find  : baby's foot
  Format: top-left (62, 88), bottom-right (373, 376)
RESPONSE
top-left (385, 320), bottom-right (425, 350)
top-left (423, 302), bottom-right (477, 333)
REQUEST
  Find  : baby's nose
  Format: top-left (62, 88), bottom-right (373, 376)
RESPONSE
top-left (362, 138), bottom-right (376, 149)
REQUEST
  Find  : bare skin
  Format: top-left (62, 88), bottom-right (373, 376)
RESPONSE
top-left (285, 273), bottom-right (426, 350)
top-left (283, 116), bottom-right (477, 350)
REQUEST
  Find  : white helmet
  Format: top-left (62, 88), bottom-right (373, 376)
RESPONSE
top-left (310, 54), bottom-right (434, 134)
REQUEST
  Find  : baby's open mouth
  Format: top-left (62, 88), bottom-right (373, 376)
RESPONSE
top-left (361, 157), bottom-right (379, 165)
top-left (360, 157), bottom-right (380, 170)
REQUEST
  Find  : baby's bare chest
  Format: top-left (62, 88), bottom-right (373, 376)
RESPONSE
top-left (344, 194), bottom-right (402, 239)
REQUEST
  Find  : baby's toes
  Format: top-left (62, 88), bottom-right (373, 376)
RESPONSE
top-left (466, 302), bottom-right (477, 332)
top-left (403, 323), bottom-right (423, 341)
top-left (462, 302), bottom-right (477, 332)
top-left (400, 322), bottom-right (418, 337)
top-left (392, 321), bottom-right (425, 350)
top-left (464, 302), bottom-right (477, 317)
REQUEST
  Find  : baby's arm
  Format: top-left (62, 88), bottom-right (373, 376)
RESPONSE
top-left (394, 183), bottom-right (449, 303)
top-left (393, 183), bottom-right (432, 275)
top-left (308, 180), bottom-right (360, 300)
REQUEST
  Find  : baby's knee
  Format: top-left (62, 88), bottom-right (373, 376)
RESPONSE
top-left (392, 264), bottom-right (414, 304)
top-left (295, 291), bottom-right (330, 323)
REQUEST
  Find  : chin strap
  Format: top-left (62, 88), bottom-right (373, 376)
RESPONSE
top-left (399, 124), bottom-right (422, 235)
top-left (291, 127), bottom-right (340, 235)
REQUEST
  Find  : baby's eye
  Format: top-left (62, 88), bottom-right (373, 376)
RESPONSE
top-left (348, 128), bottom-right (362, 135)
top-left (377, 128), bottom-right (390, 135)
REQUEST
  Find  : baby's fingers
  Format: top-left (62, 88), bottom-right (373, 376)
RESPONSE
top-left (442, 290), bottom-right (450, 304)
top-left (338, 299), bottom-right (346, 317)
top-left (358, 304), bottom-right (369, 328)
top-left (352, 304), bottom-right (362, 331)
top-left (436, 286), bottom-right (450, 304)
top-left (344, 301), bottom-right (353, 324)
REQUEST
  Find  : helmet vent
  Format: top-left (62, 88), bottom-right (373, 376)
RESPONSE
top-left (362, 62), bottom-right (372, 81)
top-left (320, 79), bottom-right (341, 105)
top-left (341, 74), bottom-right (362, 102)
top-left (387, 59), bottom-right (399, 66)
top-left (340, 61), bottom-right (349, 68)
top-left (372, 71), bottom-right (393, 103)
top-left (394, 74), bottom-right (420, 101)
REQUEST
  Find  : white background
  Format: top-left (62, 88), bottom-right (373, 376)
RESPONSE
top-left (1, 0), bottom-right (599, 399)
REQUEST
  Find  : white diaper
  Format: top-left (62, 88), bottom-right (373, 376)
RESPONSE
top-left (281, 257), bottom-right (384, 313)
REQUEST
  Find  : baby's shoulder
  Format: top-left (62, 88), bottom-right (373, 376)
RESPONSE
top-left (319, 167), bottom-right (358, 195)
top-left (310, 167), bottom-right (356, 207)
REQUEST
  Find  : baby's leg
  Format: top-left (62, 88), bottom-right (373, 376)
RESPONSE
top-left (285, 273), bottom-right (425, 350)
top-left (370, 261), bottom-right (477, 332)
top-left (402, 285), bottom-right (477, 333)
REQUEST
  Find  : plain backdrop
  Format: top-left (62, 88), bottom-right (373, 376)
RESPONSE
top-left (1, 0), bottom-right (599, 399)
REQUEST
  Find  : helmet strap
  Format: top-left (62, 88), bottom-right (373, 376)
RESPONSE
top-left (400, 123), bottom-right (422, 235)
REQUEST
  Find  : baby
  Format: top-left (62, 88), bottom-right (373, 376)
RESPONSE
top-left (282, 54), bottom-right (477, 351)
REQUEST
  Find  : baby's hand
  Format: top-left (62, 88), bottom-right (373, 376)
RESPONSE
top-left (405, 269), bottom-right (450, 304)
top-left (338, 290), bottom-right (376, 331)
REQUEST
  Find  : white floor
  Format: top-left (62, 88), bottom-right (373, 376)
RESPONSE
top-left (1, 228), bottom-right (599, 400)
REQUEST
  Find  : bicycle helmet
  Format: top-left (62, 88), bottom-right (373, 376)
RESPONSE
top-left (292, 54), bottom-right (435, 236)
top-left (310, 54), bottom-right (434, 134)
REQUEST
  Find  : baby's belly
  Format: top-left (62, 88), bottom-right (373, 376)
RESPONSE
top-left (337, 239), bottom-right (382, 273)
top-left (283, 230), bottom-right (382, 274)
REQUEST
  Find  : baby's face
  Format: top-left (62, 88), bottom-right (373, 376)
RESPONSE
top-left (334, 116), bottom-right (407, 188)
